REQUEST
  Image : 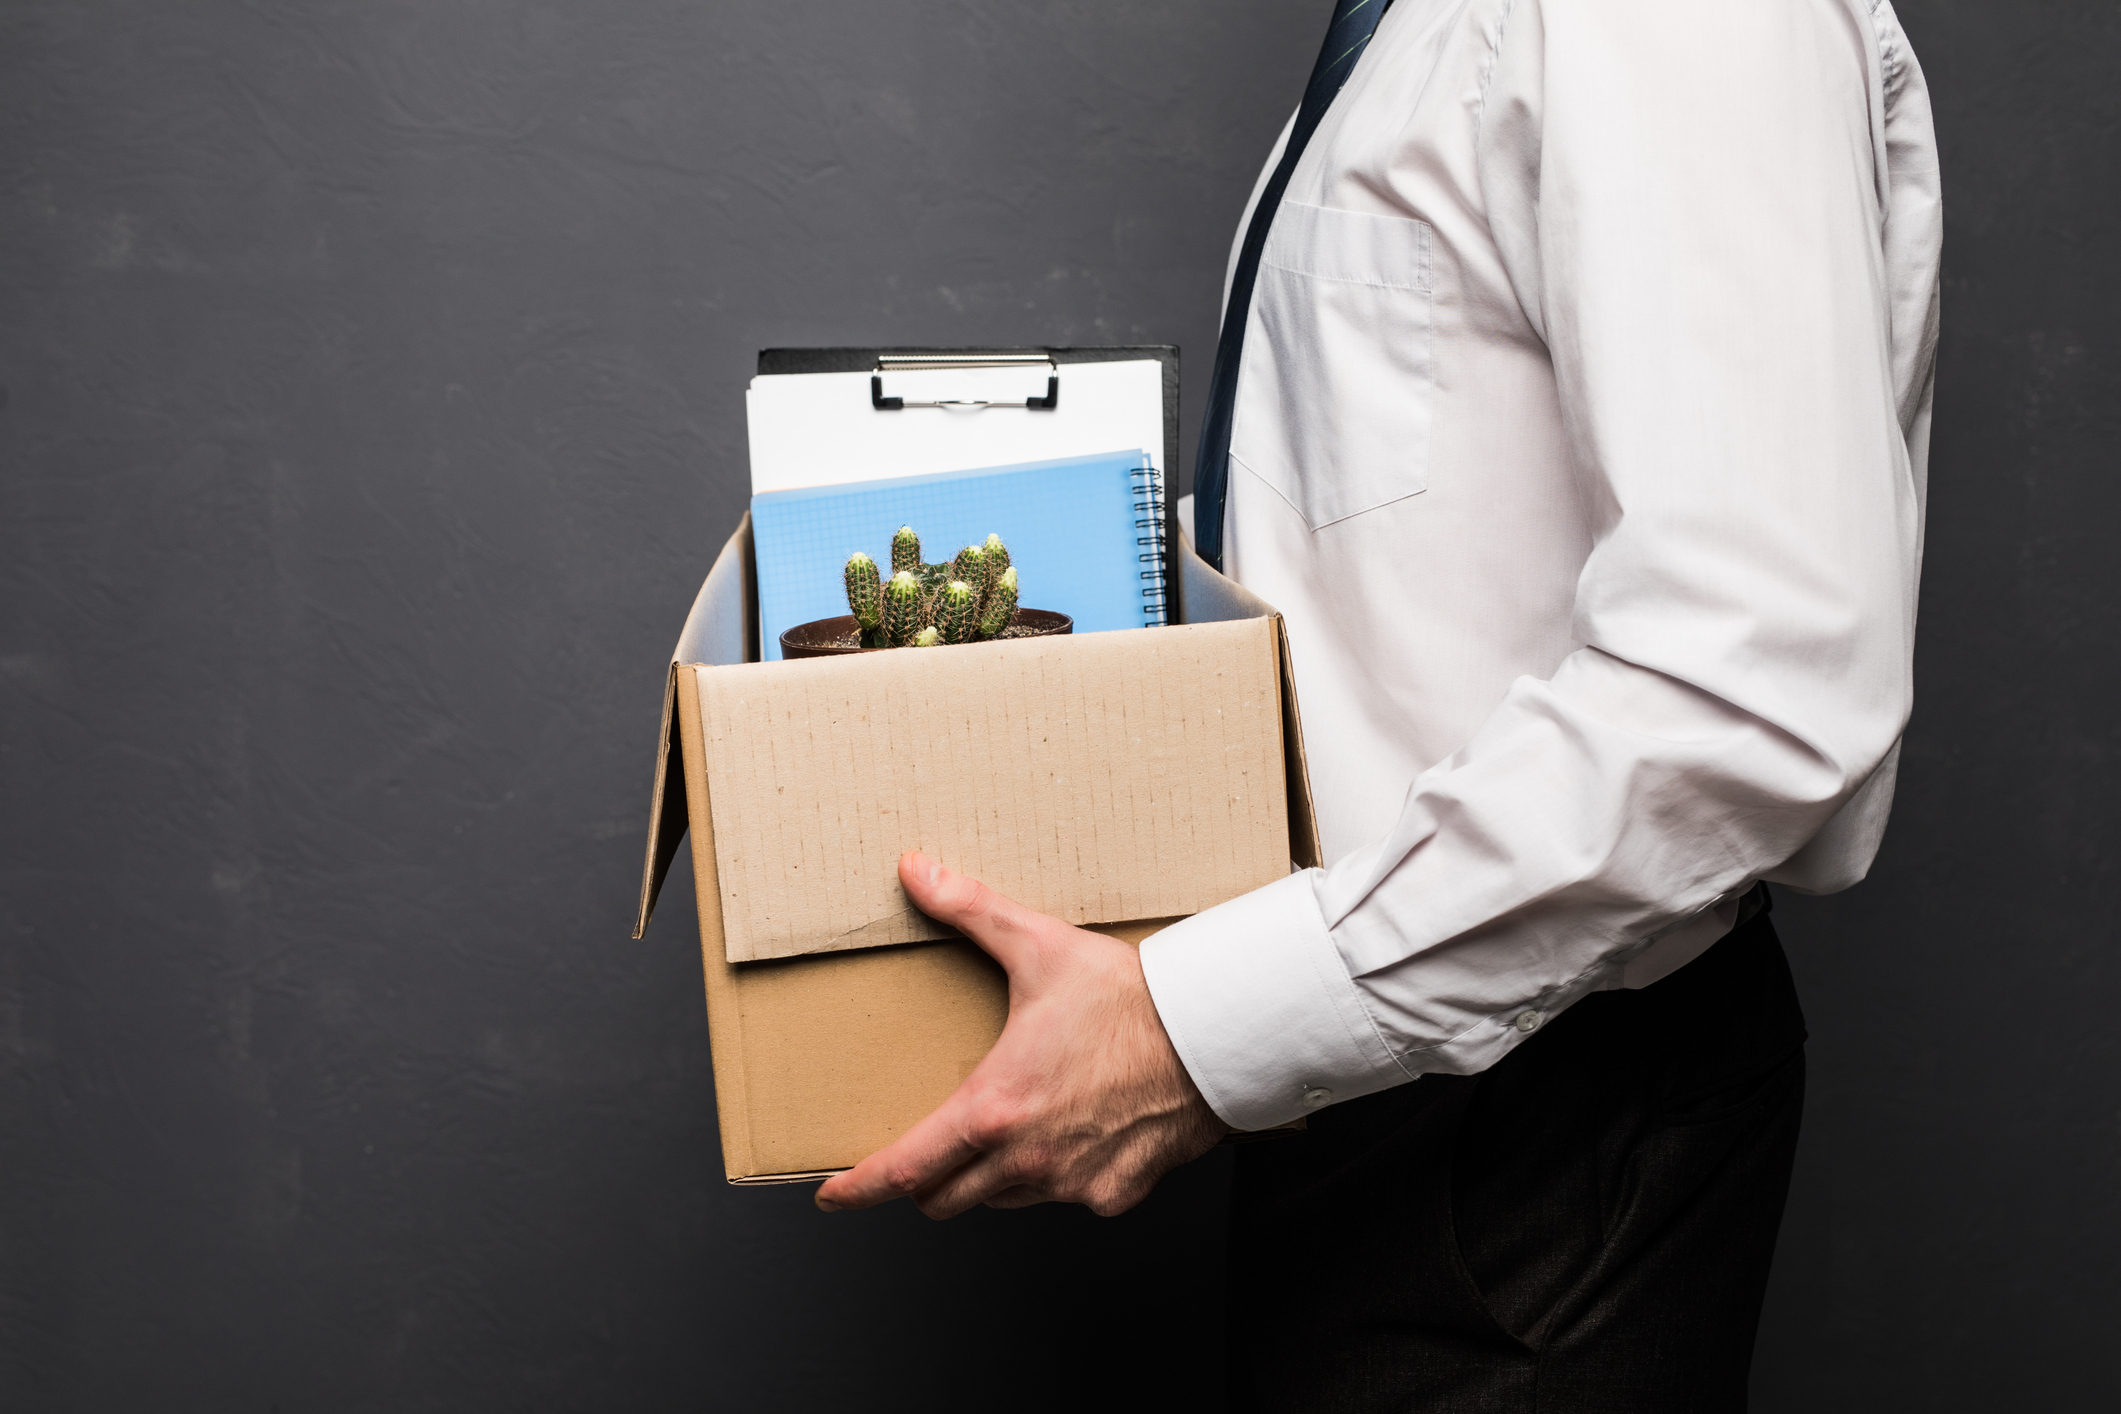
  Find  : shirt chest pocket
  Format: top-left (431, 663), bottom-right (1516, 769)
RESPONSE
top-left (1232, 200), bottom-right (1437, 530)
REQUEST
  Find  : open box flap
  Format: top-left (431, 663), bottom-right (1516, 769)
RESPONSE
top-left (633, 513), bottom-right (757, 939)
top-left (1176, 532), bottom-right (1322, 872)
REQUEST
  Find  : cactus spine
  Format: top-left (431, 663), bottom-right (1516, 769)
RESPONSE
top-left (936, 580), bottom-right (979, 644)
top-left (979, 565), bottom-right (1018, 638)
top-left (839, 528), bottom-right (1020, 648)
top-left (883, 570), bottom-right (923, 646)
top-left (844, 552), bottom-right (881, 630)
top-left (950, 544), bottom-right (989, 599)
top-left (914, 560), bottom-right (951, 599)
top-left (891, 525), bottom-right (922, 576)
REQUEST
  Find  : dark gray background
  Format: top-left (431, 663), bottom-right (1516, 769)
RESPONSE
top-left (1, 1), bottom-right (2112, 1409)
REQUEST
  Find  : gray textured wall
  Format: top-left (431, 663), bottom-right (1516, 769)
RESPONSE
top-left (0, 2), bottom-right (2113, 1410)
top-left (1751, 5), bottom-right (2121, 1407)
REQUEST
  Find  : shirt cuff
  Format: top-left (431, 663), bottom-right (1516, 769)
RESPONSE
top-left (1140, 870), bottom-right (1411, 1132)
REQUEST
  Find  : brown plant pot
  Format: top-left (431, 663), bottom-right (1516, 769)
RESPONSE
top-left (779, 609), bottom-right (1073, 660)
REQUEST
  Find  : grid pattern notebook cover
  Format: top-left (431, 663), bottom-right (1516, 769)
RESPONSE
top-left (751, 450), bottom-right (1163, 661)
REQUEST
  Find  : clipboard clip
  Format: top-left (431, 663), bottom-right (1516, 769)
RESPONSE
top-left (870, 353), bottom-right (1059, 412)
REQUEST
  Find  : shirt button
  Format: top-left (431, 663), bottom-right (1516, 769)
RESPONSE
top-left (1302, 1086), bottom-right (1333, 1109)
top-left (1515, 1010), bottom-right (1542, 1033)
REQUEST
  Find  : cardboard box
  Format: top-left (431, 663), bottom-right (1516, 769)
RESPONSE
top-left (635, 517), bottom-right (1318, 1183)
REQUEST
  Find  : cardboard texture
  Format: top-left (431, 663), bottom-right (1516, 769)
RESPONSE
top-left (635, 517), bottom-right (1318, 1182)
top-left (699, 618), bottom-right (1290, 963)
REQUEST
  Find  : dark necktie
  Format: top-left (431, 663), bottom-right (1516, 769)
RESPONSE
top-left (1191, 0), bottom-right (1394, 571)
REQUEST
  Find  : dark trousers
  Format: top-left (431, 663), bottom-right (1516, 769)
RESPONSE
top-left (1228, 898), bottom-right (1805, 1412)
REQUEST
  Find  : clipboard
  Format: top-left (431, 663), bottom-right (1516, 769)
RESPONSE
top-left (752, 346), bottom-right (1185, 625)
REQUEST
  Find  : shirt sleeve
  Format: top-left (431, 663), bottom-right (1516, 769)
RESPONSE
top-left (1142, 0), bottom-right (1923, 1133)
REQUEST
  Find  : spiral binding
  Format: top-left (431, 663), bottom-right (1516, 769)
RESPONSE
top-left (1130, 460), bottom-right (1169, 627)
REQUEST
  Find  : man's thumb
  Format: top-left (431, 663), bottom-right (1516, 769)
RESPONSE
top-left (899, 851), bottom-right (1038, 973)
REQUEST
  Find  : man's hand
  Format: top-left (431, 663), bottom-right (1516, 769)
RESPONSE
top-left (814, 851), bottom-right (1228, 1218)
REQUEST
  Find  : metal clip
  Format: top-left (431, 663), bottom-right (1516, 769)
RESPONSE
top-left (870, 353), bottom-right (1059, 411)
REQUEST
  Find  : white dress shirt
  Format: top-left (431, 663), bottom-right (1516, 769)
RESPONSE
top-left (1140, 0), bottom-right (1943, 1133)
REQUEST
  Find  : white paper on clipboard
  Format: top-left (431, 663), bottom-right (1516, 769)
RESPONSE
top-left (746, 359), bottom-right (1166, 493)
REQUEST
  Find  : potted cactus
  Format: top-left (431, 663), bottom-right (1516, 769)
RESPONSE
top-left (780, 527), bottom-right (1073, 659)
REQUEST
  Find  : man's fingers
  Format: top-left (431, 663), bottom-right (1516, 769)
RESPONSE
top-left (814, 854), bottom-right (1208, 1222)
top-left (815, 1102), bottom-right (978, 1212)
top-left (898, 851), bottom-right (1043, 971)
top-left (910, 1152), bottom-right (1028, 1220)
top-left (982, 1184), bottom-right (1049, 1210)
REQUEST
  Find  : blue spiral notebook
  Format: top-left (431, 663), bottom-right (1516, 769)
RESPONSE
top-left (751, 450), bottom-right (1166, 661)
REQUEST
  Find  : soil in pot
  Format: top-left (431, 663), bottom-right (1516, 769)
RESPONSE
top-left (779, 609), bottom-right (1073, 660)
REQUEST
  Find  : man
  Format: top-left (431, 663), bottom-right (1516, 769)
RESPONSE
top-left (818, 0), bottom-right (1941, 1405)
